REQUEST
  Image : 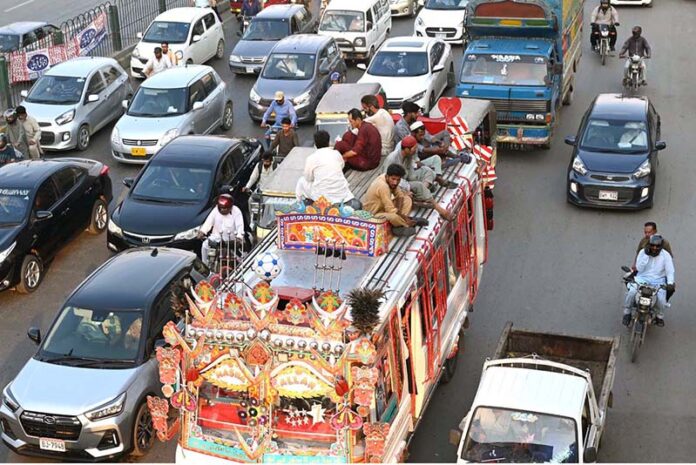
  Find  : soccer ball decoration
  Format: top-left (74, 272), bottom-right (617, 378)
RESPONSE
top-left (253, 252), bottom-right (282, 281)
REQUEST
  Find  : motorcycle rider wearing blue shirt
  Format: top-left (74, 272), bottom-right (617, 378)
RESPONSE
top-left (623, 235), bottom-right (675, 327)
top-left (261, 91), bottom-right (298, 128)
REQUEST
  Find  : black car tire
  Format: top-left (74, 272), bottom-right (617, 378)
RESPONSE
top-left (88, 198), bottom-right (108, 234)
top-left (129, 401), bottom-right (154, 457)
top-left (16, 254), bottom-right (43, 294)
top-left (221, 102), bottom-right (234, 130)
top-left (76, 124), bottom-right (90, 151)
top-left (215, 39), bottom-right (225, 60)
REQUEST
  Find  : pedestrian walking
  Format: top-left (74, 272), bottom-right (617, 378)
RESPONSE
top-left (3, 109), bottom-right (29, 158)
top-left (143, 47), bottom-right (173, 77)
top-left (15, 105), bottom-right (41, 159)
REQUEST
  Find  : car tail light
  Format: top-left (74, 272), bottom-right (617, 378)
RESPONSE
top-left (100, 164), bottom-right (110, 176)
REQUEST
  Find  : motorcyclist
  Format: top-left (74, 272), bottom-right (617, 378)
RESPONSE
top-left (197, 194), bottom-right (245, 267)
top-left (620, 26), bottom-right (651, 85)
top-left (623, 235), bottom-right (674, 327)
top-left (590, 0), bottom-right (619, 51)
top-left (241, 0), bottom-right (261, 17)
top-left (261, 91), bottom-right (298, 128)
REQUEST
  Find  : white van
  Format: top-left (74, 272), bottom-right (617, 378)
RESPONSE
top-left (318, 0), bottom-right (392, 62)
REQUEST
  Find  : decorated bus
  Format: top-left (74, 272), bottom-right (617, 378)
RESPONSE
top-left (147, 119), bottom-right (492, 463)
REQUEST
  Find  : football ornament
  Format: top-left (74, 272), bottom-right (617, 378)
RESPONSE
top-left (253, 252), bottom-right (282, 281)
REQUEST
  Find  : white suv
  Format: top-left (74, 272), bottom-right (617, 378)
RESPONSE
top-left (130, 7), bottom-right (226, 78)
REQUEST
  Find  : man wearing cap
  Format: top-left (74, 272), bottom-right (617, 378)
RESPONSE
top-left (361, 94), bottom-right (394, 156)
top-left (261, 91), bottom-right (298, 128)
top-left (330, 71), bottom-right (342, 84)
top-left (334, 108), bottom-right (381, 171)
top-left (383, 136), bottom-right (453, 221)
top-left (15, 105), bottom-right (41, 159)
top-left (3, 109), bottom-right (30, 158)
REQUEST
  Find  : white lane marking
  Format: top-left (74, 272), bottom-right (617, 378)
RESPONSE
top-left (4, 0), bottom-right (35, 12)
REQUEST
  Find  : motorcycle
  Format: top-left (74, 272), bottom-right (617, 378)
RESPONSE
top-left (205, 232), bottom-right (245, 286)
top-left (262, 123), bottom-right (282, 150)
top-left (621, 265), bottom-right (666, 363)
top-left (594, 23), bottom-right (616, 66)
top-left (623, 55), bottom-right (646, 93)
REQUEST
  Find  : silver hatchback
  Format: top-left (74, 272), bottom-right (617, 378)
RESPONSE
top-left (20, 57), bottom-right (132, 151)
top-left (111, 65), bottom-right (233, 164)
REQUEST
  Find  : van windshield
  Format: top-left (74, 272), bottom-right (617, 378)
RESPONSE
top-left (320, 10), bottom-right (365, 32)
top-left (424, 0), bottom-right (467, 9)
top-left (460, 53), bottom-right (548, 86)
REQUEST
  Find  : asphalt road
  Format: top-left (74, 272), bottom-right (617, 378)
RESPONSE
top-left (2, 0), bottom-right (695, 462)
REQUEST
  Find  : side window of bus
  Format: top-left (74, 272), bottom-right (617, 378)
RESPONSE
top-left (429, 268), bottom-right (438, 330)
top-left (445, 238), bottom-right (458, 290)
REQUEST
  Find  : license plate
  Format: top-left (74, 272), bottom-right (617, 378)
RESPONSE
top-left (598, 190), bottom-right (618, 201)
top-left (246, 67), bottom-right (255, 73)
top-left (40, 438), bottom-right (66, 452)
top-left (435, 33), bottom-right (447, 38)
top-left (130, 147), bottom-right (147, 157)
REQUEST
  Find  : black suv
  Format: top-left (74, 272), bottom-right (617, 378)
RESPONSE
top-left (107, 135), bottom-right (260, 253)
top-left (0, 159), bottom-right (113, 293)
top-left (565, 93), bottom-right (666, 210)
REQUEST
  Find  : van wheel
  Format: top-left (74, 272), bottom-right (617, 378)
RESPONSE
top-left (129, 402), bottom-right (154, 457)
top-left (366, 46), bottom-right (375, 63)
top-left (446, 63), bottom-right (455, 88)
top-left (16, 254), bottom-right (43, 294)
top-left (221, 102), bottom-right (234, 130)
top-left (440, 347), bottom-right (459, 384)
top-left (562, 84), bottom-right (574, 106)
top-left (76, 124), bottom-right (90, 151)
top-left (88, 198), bottom-right (108, 234)
top-left (215, 39), bottom-right (225, 59)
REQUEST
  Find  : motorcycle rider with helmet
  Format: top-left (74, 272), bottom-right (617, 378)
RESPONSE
top-left (590, 0), bottom-right (619, 51)
top-left (623, 234), bottom-right (674, 328)
top-left (197, 194), bottom-right (245, 267)
top-left (620, 26), bottom-right (651, 85)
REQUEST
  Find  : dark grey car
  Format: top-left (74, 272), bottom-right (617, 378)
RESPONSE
top-left (229, 4), bottom-right (318, 75)
top-left (248, 34), bottom-right (348, 123)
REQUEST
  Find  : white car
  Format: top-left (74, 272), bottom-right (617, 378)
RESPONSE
top-left (357, 37), bottom-right (454, 113)
top-left (610, 0), bottom-right (652, 5)
top-left (130, 7), bottom-right (225, 78)
top-left (414, 0), bottom-right (468, 44)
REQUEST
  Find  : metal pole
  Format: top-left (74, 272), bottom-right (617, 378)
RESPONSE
top-left (107, 4), bottom-right (122, 52)
top-left (0, 57), bottom-right (11, 110)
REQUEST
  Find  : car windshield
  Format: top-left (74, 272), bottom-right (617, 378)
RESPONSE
top-left (243, 18), bottom-right (289, 41)
top-left (262, 53), bottom-right (315, 80)
top-left (40, 307), bottom-right (145, 364)
top-left (424, 0), bottom-right (467, 9)
top-left (25, 75), bottom-right (85, 104)
top-left (0, 34), bottom-right (20, 52)
top-left (132, 163), bottom-right (213, 202)
top-left (368, 51), bottom-right (428, 77)
top-left (128, 87), bottom-right (187, 117)
top-left (461, 407), bottom-right (579, 463)
top-left (143, 21), bottom-right (190, 44)
top-left (580, 119), bottom-right (649, 153)
top-left (320, 10), bottom-right (365, 32)
top-left (460, 54), bottom-right (548, 86)
top-left (0, 188), bottom-right (31, 225)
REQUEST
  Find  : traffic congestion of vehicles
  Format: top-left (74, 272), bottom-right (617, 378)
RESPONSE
top-left (0, 0), bottom-right (684, 462)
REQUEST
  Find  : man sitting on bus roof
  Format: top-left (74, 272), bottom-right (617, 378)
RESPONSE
top-left (410, 122), bottom-right (458, 189)
top-left (334, 108), bottom-right (381, 172)
top-left (362, 164), bottom-right (429, 237)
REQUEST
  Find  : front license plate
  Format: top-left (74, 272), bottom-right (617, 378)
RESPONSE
top-left (130, 147), bottom-right (147, 157)
top-left (40, 438), bottom-right (66, 452)
top-left (246, 67), bottom-right (255, 73)
top-left (435, 33), bottom-right (447, 38)
top-left (598, 190), bottom-right (618, 201)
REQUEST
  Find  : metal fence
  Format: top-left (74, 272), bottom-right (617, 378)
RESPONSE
top-left (0, 0), bottom-right (193, 109)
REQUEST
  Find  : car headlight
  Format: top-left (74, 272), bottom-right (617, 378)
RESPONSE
top-left (407, 91), bottom-right (426, 103)
top-left (572, 156), bottom-right (587, 175)
top-left (416, 17), bottom-right (424, 26)
top-left (174, 226), bottom-right (201, 241)
top-left (293, 91), bottom-right (311, 107)
top-left (55, 109), bottom-right (75, 125)
top-left (132, 48), bottom-right (141, 59)
top-left (249, 87), bottom-right (261, 104)
top-left (159, 128), bottom-right (179, 146)
top-left (85, 393), bottom-right (126, 421)
top-left (633, 159), bottom-right (651, 179)
top-left (107, 218), bottom-right (123, 237)
top-left (354, 37), bottom-right (366, 47)
top-left (0, 242), bottom-right (16, 265)
top-left (230, 54), bottom-right (241, 63)
top-left (175, 50), bottom-right (184, 60)
top-left (111, 127), bottom-right (120, 145)
top-left (2, 384), bottom-right (19, 412)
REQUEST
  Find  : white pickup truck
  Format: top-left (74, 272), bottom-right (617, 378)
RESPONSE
top-left (453, 322), bottom-right (619, 463)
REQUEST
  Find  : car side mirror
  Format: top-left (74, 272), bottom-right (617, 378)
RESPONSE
top-left (192, 101), bottom-right (204, 111)
top-left (27, 327), bottom-right (41, 345)
top-left (20, 90), bottom-right (28, 98)
top-left (564, 135), bottom-right (576, 146)
top-left (123, 177), bottom-right (135, 188)
top-left (35, 210), bottom-right (53, 221)
top-left (433, 63), bottom-right (445, 73)
top-left (319, 61), bottom-right (330, 75)
top-left (237, 31), bottom-right (242, 37)
top-left (583, 446), bottom-right (598, 463)
top-left (621, 265), bottom-right (632, 273)
top-left (356, 63), bottom-right (367, 70)
top-left (655, 140), bottom-right (667, 151)
top-left (192, 34), bottom-right (202, 43)
top-left (543, 75), bottom-right (551, 86)
top-left (136, 32), bottom-right (143, 39)
top-left (219, 184), bottom-right (233, 194)
top-left (87, 94), bottom-right (99, 103)
top-left (122, 99), bottom-right (129, 109)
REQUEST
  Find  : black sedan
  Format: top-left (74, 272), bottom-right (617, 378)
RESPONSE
top-left (565, 94), bottom-right (666, 210)
top-left (0, 159), bottom-right (113, 293)
top-left (107, 136), bottom-right (261, 253)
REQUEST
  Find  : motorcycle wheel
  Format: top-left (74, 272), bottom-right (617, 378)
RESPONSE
top-left (601, 42), bottom-right (607, 66)
top-left (630, 326), bottom-right (641, 363)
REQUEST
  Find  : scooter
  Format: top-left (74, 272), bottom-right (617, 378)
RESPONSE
top-left (621, 265), bottom-right (666, 363)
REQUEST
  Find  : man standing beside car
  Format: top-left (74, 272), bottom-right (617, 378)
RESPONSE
top-left (15, 106), bottom-right (41, 159)
top-left (144, 47), bottom-right (172, 78)
top-left (3, 109), bottom-right (29, 158)
top-left (161, 42), bottom-right (179, 66)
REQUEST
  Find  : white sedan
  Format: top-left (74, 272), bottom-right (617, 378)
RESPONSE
top-left (357, 37), bottom-right (454, 113)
